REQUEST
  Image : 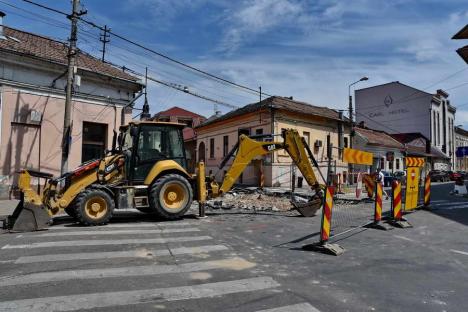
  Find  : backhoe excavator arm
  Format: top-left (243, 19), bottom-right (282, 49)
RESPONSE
top-left (210, 129), bottom-right (325, 197)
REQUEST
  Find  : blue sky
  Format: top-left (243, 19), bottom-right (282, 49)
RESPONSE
top-left (1, 0), bottom-right (468, 127)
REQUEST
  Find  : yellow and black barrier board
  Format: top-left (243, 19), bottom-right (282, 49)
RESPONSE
top-left (343, 148), bottom-right (373, 165)
top-left (405, 166), bottom-right (420, 210)
top-left (405, 157), bottom-right (425, 167)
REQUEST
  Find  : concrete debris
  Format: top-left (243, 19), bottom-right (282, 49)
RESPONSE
top-left (206, 188), bottom-right (297, 212)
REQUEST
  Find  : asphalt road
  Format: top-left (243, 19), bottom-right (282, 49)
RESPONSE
top-left (0, 182), bottom-right (467, 312)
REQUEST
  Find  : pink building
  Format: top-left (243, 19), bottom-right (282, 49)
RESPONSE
top-left (0, 18), bottom-right (143, 197)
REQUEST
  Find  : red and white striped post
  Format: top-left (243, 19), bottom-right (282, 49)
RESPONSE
top-left (424, 175), bottom-right (431, 208)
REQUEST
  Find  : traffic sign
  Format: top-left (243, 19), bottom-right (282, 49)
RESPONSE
top-left (343, 148), bottom-right (373, 165)
top-left (405, 157), bottom-right (424, 167)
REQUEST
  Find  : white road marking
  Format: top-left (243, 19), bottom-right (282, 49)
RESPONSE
top-left (30, 227), bottom-right (200, 237)
top-left (0, 257), bottom-right (252, 286)
top-left (256, 303), bottom-right (321, 312)
top-left (0, 276), bottom-right (279, 312)
top-left (2, 236), bottom-right (212, 249)
top-left (14, 244), bottom-right (228, 263)
top-left (432, 202), bottom-right (468, 208)
top-left (393, 235), bottom-right (416, 242)
top-left (450, 249), bottom-right (468, 256)
top-left (47, 221), bottom-right (193, 230)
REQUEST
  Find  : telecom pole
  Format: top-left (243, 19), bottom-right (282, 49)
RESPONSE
top-left (100, 25), bottom-right (110, 62)
top-left (61, 0), bottom-right (85, 175)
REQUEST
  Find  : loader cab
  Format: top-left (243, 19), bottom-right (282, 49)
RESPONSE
top-left (119, 122), bottom-right (187, 183)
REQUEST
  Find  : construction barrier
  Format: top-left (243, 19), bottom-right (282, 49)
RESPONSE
top-left (320, 186), bottom-right (334, 242)
top-left (303, 186), bottom-right (344, 256)
top-left (366, 181), bottom-right (393, 230)
top-left (374, 182), bottom-right (382, 222)
top-left (392, 180), bottom-right (402, 221)
top-left (424, 175), bottom-right (430, 207)
top-left (405, 166), bottom-right (422, 211)
top-left (363, 173), bottom-right (374, 198)
top-left (389, 179), bottom-right (412, 228)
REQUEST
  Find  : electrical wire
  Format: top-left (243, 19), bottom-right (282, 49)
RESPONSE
top-left (19, 0), bottom-right (270, 99)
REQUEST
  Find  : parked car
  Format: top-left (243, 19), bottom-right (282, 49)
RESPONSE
top-left (429, 170), bottom-right (449, 182)
top-left (447, 171), bottom-right (462, 181)
top-left (381, 171), bottom-right (394, 187)
top-left (392, 171), bottom-right (406, 185)
top-left (456, 171), bottom-right (467, 180)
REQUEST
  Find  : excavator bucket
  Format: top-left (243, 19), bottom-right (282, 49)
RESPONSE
top-left (291, 197), bottom-right (322, 217)
top-left (4, 198), bottom-right (51, 232)
top-left (3, 170), bottom-right (52, 232)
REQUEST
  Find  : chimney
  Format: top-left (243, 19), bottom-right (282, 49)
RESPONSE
top-left (0, 11), bottom-right (6, 40)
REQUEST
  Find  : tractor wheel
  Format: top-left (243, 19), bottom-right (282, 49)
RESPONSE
top-left (149, 174), bottom-right (193, 220)
top-left (73, 188), bottom-right (114, 226)
top-left (64, 206), bottom-right (76, 218)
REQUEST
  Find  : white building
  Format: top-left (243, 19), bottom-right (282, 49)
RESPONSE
top-left (455, 126), bottom-right (468, 171)
top-left (355, 82), bottom-right (456, 170)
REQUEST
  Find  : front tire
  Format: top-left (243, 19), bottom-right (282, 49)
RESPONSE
top-left (72, 188), bottom-right (114, 226)
top-left (149, 174), bottom-right (193, 220)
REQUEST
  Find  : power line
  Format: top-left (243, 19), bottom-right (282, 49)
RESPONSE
top-left (19, 0), bottom-right (271, 98)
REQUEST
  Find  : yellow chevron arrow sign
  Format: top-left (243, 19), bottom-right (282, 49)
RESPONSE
top-left (343, 148), bottom-right (373, 165)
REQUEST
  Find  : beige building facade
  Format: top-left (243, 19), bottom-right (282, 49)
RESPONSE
top-left (195, 97), bottom-right (350, 188)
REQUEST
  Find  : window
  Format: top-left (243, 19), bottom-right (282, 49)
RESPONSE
top-left (344, 137), bottom-right (349, 148)
top-left (223, 135), bottom-right (229, 157)
top-left (437, 112), bottom-right (440, 146)
top-left (82, 122), bottom-right (107, 162)
top-left (255, 128), bottom-right (263, 135)
top-left (303, 131), bottom-right (310, 145)
top-left (379, 158), bottom-right (385, 170)
top-left (210, 138), bottom-right (215, 158)
top-left (396, 159), bottom-right (400, 170)
top-left (238, 128), bottom-right (250, 137)
top-left (432, 111), bottom-right (436, 143)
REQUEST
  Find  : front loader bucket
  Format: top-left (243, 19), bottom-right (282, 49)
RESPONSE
top-left (5, 200), bottom-right (51, 232)
top-left (291, 197), bottom-right (322, 217)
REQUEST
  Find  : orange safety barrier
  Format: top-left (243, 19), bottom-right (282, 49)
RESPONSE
top-left (374, 182), bottom-right (382, 222)
top-left (389, 179), bottom-right (412, 228)
top-left (392, 180), bottom-right (402, 220)
top-left (363, 173), bottom-right (375, 198)
top-left (320, 186), bottom-right (334, 243)
top-left (424, 175), bottom-right (430, 207)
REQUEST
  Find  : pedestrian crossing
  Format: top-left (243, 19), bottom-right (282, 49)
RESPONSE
top-left (0, 220), bottom-right (321, 312)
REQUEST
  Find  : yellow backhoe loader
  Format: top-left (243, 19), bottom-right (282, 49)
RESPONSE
top-left (4, 121), bottom-right (325, 232)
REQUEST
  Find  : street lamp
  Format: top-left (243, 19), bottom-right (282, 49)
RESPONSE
top-left (347, 76), bottom-right (368, 185)
top-left (348, 76), bottom-right (368, 146)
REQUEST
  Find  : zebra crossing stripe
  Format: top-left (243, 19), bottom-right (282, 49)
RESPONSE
top-left (31, 228), bottom-right (200, 237)
top-left (14, 244), bottom-right (229, 264)
top-left (0, 257), bottom-right (254, 287)
top-left (256, 303), bottom-right (321, 312)
top-left (0, 276), bottom-right (279, 312)
top-left (2, 236), bottom-right (212, 249)
top-left (47, 222), bottom-right (193, 230)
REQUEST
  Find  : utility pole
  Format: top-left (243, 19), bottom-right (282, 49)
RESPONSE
top-left (61, 0), bottom-right (86, 175)
top-left (100, 25), bottom-right (110, 62)
top-left (140, 67), bottom-right (151, 120)
top-left (259, 86), bottom-right (262, 103)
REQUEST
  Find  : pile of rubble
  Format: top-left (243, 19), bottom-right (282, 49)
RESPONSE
top-left (205, 188), bottom-right (308, 212)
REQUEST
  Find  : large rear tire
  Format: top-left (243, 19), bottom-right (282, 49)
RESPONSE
top-left (72, 188), bottom-right (114, 226)
top-left (149, 174), bottom-right (193, 220)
